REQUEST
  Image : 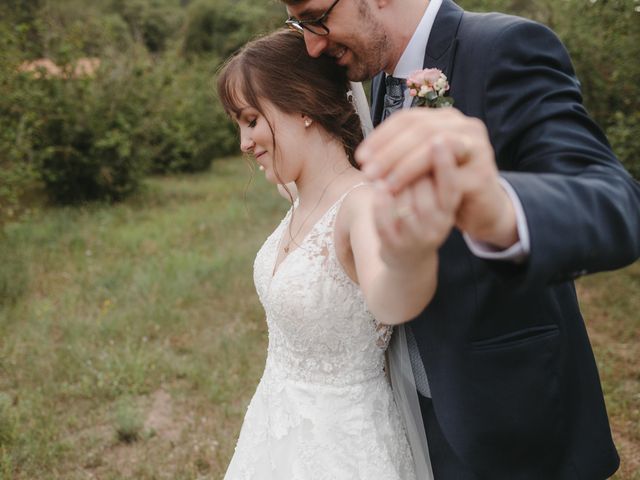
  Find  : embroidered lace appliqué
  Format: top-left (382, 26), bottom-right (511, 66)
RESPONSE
top-left (224, 188), bottom-right (415, 480)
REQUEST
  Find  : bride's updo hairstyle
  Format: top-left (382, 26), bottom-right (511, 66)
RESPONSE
top-left (217, 29), bottom-right (364, 169)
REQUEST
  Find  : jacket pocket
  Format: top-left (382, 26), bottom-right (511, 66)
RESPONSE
top-left (470, 324), bottom-right (559, 351)
top-left (455, 324), bottom-right (566, 477)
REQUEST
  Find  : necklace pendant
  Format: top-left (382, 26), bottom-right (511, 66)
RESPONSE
top-left (284, 245), bottom-right (290, 253)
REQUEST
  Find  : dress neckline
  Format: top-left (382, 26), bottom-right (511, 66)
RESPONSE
top-left (270, 182), bottom-right (367, 279)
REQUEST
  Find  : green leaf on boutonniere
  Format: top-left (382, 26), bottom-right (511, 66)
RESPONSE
top-left (435, 96), bottom-right (455, 108)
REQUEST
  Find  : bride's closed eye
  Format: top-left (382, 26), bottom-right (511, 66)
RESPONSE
top-left (248, 118), bottom-right (257, 128)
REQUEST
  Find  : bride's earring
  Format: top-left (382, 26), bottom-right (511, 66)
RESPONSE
top-left (304, 118), bottom-right (312, 128)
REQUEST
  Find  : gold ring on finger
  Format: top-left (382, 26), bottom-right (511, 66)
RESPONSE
top-left (458, 136), bottom-right (473, 164)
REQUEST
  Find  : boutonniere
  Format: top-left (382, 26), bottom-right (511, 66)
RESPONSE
top-left (406, 68), bottom-right (454, 108)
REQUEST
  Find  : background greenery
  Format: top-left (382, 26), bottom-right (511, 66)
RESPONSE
top-left (0, 0), bottom-right (638, 219)
top-left (0, 0), bottom-right (638, 478)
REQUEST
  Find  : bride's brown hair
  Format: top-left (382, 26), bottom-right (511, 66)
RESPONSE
top-left (216, 29), bottom-right (363, 171)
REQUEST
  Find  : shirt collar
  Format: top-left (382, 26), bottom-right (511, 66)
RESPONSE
top-left (392, 0), bottom-right (444, 78)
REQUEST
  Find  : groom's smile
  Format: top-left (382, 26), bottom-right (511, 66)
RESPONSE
top-left (286, 0), bottom-right (392, 81)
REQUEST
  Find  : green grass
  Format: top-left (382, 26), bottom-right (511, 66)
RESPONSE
top-left (0, 157), bottom-right (638, 479)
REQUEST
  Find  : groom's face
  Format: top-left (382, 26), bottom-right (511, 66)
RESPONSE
top-left (286, 0), bottom-right (390, 81)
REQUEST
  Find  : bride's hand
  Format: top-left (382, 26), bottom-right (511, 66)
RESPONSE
top-left (373, 141), bottom-right (460, 269)
top-left (357, 108), bottom-right (518, 249)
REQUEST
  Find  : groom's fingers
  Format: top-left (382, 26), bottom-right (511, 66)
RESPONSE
top-left (357, 109), bottom-right (438, 167)
top-left (370, 133), bottom-right (472, 195)
top-left (357, 110), bottom-right (480, 193)
top-left (380, 142), bottom-right (434, 194)
top-left (363, 130), bottom-right (427, 179)
top-left (432, 141), bottom-right (461, 213)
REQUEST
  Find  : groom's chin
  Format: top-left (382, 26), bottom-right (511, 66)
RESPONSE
top-left (345, 65), bottom-right (374, 83)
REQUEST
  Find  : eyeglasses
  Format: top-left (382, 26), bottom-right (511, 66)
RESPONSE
top-left (285, 0), bottom-right (342, 36)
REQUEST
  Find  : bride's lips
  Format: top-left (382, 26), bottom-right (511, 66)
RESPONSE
top-left (255, 151), bottom-right (266, 170)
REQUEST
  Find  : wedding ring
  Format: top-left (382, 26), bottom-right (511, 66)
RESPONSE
top-left (457, 136), bottom-right (473, 165)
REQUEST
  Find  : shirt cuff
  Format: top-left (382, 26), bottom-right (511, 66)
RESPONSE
top-left (463, 177), bottom-right (531, 262)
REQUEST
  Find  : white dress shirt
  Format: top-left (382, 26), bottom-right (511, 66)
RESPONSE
top-left (390, 0), bottom-right (530, 260)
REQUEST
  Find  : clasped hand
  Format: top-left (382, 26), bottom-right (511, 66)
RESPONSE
top-left (356, 108), bottom-right (518, 267)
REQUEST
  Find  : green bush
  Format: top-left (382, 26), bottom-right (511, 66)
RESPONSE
top-left (29, 57), bottom-right (149, 204)
top-left (139, 58), bottom-right (237, 174)
top-left (606, 111), bottom-right (640, 180)
top-left (0, 21), bottom-right (40, 219)
top-left (112, 0), bottom-right (184, 53)
top-left (182, 0), bottom-right (283, 58)
top-left (0, 233), bottom-right (28, 307)
top-left (113, 398), bottom-right (144, 443)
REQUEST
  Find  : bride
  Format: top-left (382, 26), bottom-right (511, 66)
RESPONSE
top-left (217, 29), bottom-right (457, 479)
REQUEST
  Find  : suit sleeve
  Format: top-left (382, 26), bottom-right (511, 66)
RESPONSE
top-left (481, 19), bottom-right (640, 286)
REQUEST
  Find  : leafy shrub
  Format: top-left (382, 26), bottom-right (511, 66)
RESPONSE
top-left (606, 111), bottom-right (640, 180)
top-left (182, 0), bottom-right (283, 58)
top-left (29, 57), bottom-right (149, 204)
top-left (112, 0), bottom-right (184, 54)
top-left (0, 21), bottom-right (40, 219)
top-left (139, 58), bottom-right (237, 174)
top-left (0, 233), bottom-right (28, 307)
top-left (113, 398), bottom-right (144, 443)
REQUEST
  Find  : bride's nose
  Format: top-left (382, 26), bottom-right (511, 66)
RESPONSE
top-left (240, 133), bottom-right (255, 153)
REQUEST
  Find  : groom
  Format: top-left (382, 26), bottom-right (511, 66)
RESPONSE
top-left (282, 0), bottom-right (640, 478)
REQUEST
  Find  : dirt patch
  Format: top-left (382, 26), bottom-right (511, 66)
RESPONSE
top-left (613, 427), bottom-right (640, 478)
top-left (78, 387), bottom-right (222, 479)
top-left (144, 389), bottom-right (181, 444)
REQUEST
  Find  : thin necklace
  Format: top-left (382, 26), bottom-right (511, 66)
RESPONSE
top-left (283, 167), bottom-right (349, 254)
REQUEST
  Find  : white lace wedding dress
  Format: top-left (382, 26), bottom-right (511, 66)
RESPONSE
top-left (224, 185), bottom-right (417, 480)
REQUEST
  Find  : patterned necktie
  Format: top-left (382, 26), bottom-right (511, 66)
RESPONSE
top-left (381, 76), bottom-right (406, 121)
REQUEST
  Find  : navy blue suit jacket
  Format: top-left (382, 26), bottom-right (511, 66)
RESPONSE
top-left (371, 1), bottom-right (640, 478)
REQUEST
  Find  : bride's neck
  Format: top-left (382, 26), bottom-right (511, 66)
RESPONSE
top-left (294, 142), bottom-right (359, 210)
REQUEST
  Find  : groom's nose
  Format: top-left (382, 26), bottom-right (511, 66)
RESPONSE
top-left (303, 30), bottom-right (329, 58)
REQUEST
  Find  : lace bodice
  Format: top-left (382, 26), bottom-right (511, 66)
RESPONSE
top-left (224, 184), bottom-right (415, 480)
top-left (253, 187), bottom-right (393, 386)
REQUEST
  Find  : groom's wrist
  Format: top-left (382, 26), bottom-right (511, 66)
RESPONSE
top-left (466, 185), bottom-right (518, 249)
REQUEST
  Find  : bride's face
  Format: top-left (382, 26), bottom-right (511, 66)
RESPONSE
top-left (236, 99), bottom-right (307, 185)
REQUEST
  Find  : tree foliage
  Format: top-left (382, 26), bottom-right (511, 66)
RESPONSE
top-left (0, 0), bottom-right (637, 214)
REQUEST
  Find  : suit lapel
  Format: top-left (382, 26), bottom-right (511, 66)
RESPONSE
top-left (371, 0), bottom-right (464, 126)
top-left (422, 0), bottom-right (463, 81)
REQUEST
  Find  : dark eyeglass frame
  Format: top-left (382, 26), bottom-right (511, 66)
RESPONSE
top-left (285, 0), bottom-right (342, 36)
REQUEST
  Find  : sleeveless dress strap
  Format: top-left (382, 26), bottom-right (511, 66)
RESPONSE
top-left (337, 182), bottom-right (370, 203)
top-left (327, 182), bottom-right (371, 226)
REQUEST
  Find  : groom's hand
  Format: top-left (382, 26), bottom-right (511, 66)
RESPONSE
top-left (356, 108), bottom-right (518, 249)
top-left (372, 140), bottom-right (461, 269)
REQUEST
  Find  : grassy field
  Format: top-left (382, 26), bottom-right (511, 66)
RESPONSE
top-left (0, 158), bottom-right (638, 479)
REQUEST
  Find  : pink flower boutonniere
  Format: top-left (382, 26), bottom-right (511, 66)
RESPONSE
top-left (407, 68), bottom-right (454, 108)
